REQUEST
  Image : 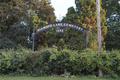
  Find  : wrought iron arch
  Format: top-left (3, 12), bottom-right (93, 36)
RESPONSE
top-left (32, 22), bottom-right (88, 51)
top-left (36, 22), bottom-right (85, 35)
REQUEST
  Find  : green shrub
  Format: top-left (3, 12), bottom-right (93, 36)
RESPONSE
top-left (50, 49), bottom-right (77, 74)
top-left (97, 50), bottom-right (120, 78)
top-left (0, 47), bottom-right (120, 78)
top-left (69, 48), bottom-right (97, 75)
top-left (49, 48), bottom-right (97, 75)
top-left (0, 48), bottom-right (31, 75)
top-left (0, 51), bottom-right (11, 74)
top-left (24, 48), bottom-right (54, 76)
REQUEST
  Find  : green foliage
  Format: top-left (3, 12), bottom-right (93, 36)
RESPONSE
top-left (0, 48), bottom-right (120, 78)
top-left (49, 48), bottom-right (97, 75)
top-left (97, 50), bottom-right (120, 78)
top-left (102, 0), bottom-right (120, 50)
top-left (25, 48), bottom-right (53, 76)
top-left (57, 38), bottom-right (65, 51)
top-left (50, 49), bottom-right (78, 70)
top-left (0, 35), bottom-right (17, 49)
top-left (69, 49), bottom-right (97, 75)
top-left (31, 14), bottom-right (40, 28)
top-left (47, 28), bottom-right (86, 52)
top-left (102, 0), bottom-right (120, 27)
top-left (104, 23), bottom-right (120, 50)
top-left (62, 0), bottom-right (107, 51)
top-left (0, 0), bottom-right (56, 50)
top-left (0, 48), bottom-right (32, 75)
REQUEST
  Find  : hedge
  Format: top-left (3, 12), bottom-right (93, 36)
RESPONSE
top-left (0, 48), bottom-right (120, 78)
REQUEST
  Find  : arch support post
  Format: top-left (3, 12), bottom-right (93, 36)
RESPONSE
top-left (86, 24), bottom-right (88, 49)
top-left (32, 26), bottom-right (35, 51)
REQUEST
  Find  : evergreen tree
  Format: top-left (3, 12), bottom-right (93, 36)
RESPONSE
top-left (62, 0), bottom-right (107, 51)
top-left (62, 7), bottom-right (86, 51)
top-left (76, 0), bottom-right (107, 50)
top-left (46, 7), bottom-right (86, 51)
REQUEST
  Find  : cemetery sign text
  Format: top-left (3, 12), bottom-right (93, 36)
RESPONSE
top-left (36, 22), bottom-right (85, 34)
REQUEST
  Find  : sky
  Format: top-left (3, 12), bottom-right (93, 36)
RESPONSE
top-left (51, 0), bottom-right (76, 20)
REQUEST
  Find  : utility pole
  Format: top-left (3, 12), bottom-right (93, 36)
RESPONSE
top-left (96, 0), bottom-right (102, 77)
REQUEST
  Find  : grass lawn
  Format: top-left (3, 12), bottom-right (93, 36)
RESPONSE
top-left (0, 76), bottom-right (119, 80)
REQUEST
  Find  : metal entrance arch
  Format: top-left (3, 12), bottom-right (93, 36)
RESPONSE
top-left (32, 22), bottom-right (88, 51)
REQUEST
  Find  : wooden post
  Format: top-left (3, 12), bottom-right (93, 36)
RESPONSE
top-left (96, 0), bottom-right (102, 77)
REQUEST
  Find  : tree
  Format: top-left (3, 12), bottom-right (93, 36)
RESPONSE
top-left (105, 23), bottom-right (120, 50)
top-left (102, 0), bottom-right (120, 27)
top-left (76, 0), bottom-right (107, 50)
top-left (62, 7), bottom-right (86, 51)
top-left (102, 0), bottom-right (120, 50)
top-left (0, 0), bottom-right (29, 49)
top-left (33, 0), bottom-right (56, 50)
top-left (0, 0), bottom-right (56, 49)
top-left (43, 7), bottom-right (86, 52)
top-left (37, 0), bottom-right (56, 23)
top-left (0, 0), bottom-right (27, 34)
top-left (62, 0), bottom-right (107, 51)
